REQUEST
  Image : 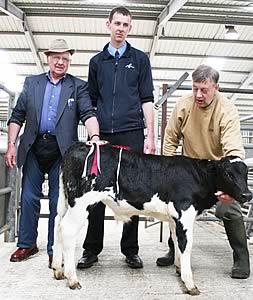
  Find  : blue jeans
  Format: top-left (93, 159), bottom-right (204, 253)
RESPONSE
top-left (17, 150), bottom-right (61, 256)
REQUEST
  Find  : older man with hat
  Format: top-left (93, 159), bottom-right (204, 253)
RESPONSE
top-left (5, 39), bottom-right (100, 268)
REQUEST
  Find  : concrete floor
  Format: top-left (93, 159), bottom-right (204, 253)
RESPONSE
top-left (1, 214), bottom-right (253, 300)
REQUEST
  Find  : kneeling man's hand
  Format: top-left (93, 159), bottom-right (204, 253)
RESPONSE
top-left (215, 191), bottom-right (234, 204)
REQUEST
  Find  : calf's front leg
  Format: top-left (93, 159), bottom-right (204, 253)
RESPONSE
top-left (180, 243), bottom-right (200, 296)
top-left (176, 210), bottom-right (200, 296)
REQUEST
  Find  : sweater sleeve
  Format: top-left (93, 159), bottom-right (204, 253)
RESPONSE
top-left (220, 103), bottom-right (245, 159)
top-left (163, 102), bottom-right (183, 156)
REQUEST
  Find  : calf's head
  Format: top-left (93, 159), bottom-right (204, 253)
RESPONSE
top-left (215, 156), bottom-right (252, 204)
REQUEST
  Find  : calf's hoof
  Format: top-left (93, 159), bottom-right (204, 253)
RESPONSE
top-left (53, 269), bottom-right (65, 280)
top-left (69, 282), bottom-right (82, 290)
top-left (186, 286), bottom-right (200, 296)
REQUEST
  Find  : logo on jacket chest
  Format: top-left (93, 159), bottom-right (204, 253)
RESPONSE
top-left (125, 63), bottom-right (135, 69)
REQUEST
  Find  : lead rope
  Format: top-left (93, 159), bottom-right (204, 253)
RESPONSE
top-left (82, 142), bottom-right (101, 178)
top-left (82, 143), bottom-right (94, 178)
top-left (116, 148), bottom-right (123, 198)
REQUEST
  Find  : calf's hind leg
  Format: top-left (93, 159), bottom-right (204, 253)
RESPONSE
top-left (52, 176), bottom-right (67, 279)
top-left (52, 214), bottom-right (65, 280)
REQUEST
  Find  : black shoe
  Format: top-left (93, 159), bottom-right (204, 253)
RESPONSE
top-left (156, 250), bottom-right (174, 267)
top-left (125, 254), bottom-right (143, 269)
top-left (77, 251), bottom-right (98, 269)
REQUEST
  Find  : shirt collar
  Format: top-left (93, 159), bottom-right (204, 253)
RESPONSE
top-left (46, 71), bottom-right (66, 84)
top-left (107, 42), bottom-right (127, 58)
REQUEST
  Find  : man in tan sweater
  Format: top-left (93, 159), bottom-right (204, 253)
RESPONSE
top-left (157, 64), bottom-right (250, 279)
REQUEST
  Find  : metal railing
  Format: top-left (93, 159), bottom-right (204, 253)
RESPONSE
top-left (0, 149), bottom-right (19, 242)
top-left (0, 84), bottom-right (18, 241)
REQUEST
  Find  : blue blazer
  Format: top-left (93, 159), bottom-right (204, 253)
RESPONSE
top-left (8, 73), bottom-right (96, 168)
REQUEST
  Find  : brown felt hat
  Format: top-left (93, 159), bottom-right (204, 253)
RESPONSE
top-left (44, 39), bottom-right (75, 56)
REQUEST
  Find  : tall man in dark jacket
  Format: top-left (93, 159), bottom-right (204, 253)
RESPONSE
top-left (5, 39), bottom-right (99, 268)
top-left (77, 6), bottom-right (155, 269)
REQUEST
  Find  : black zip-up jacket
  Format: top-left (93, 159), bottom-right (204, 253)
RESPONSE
top-left (88, 41), bottom-right (154, 133)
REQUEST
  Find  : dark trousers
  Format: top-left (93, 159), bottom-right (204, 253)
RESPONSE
top-left (83, 129), bottom-right (144, 256)
top-left (17, 136), bottom-right (61, 255)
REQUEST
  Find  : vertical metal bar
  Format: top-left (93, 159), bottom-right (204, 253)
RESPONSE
top-left (159, 221), bottom-right (163, 243)
top-left (160, 84), bottom-right (168, 155)
top-left (153, 85), bottom-right (160, 154)
top-left (4, 166), bottom-right (17, 242)
top-left (8, 94), bottom-right (14, 120)
top-left (15, 168), bottom-right (21, 237)
top-left (159, 84), bottom-right (168, 242)
top-left (245, 202), bottom-right (253, 237)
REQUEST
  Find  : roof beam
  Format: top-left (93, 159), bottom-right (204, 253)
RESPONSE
top-left (171, 15), bottom-right (253, 26)
top-left (158, 0), bottom-right (187, 28)
top-left (2, 47), bottom-right (252, 63)
top-left (159, 36), bottom-right (253, 45)
top-left (0, 0), bottom-right (44, 73)
top-left (155, 52), bottom-right (253, 62)
top-left (0, 47), bottom-right (31, 52)
top-left (152, 66), bottom-right (249, 76)
top-left (33, 31), bottom-right (152, 40)
top-left (2, 31), bottom-right (253, 46)
top-left (17, 0), bottom-right (168, 7)
top-left (149, 0), bottom-right (187, 62)
top-left (230, 71), bottom-right (253, 101)
top-left (185, 1), bottom-right (253, 10)
top-left (22, 15), bottom-right (45, 73)
top-left (0, 0), bottom-right (24, 20)
top-left (15, 73), bottom-right (241, 87)
top-left (180, 8), bottom-right (253, 18)
top-left (9, 62), bottom-right (249, 76)
top-left (17, 10), bottom-right (158, 20)
top-left (16, 2), bottom-right (164, 13)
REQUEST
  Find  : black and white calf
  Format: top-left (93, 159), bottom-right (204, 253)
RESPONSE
top-left (52, 141), bottom-right (252, 295)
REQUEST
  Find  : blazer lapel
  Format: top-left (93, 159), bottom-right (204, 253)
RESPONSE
top-left (56, 74), bottom-right (73, 124)
top-left (35, 74), bottom-right (47, 126)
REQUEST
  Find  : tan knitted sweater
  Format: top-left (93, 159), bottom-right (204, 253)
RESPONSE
top-left (163, 91), bottom-right (245, 160)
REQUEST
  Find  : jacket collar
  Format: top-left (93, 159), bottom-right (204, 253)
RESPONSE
top-left (102, 41), bottom-right (132, 60)
top-left (55, 74), bottom-right (74, 124)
